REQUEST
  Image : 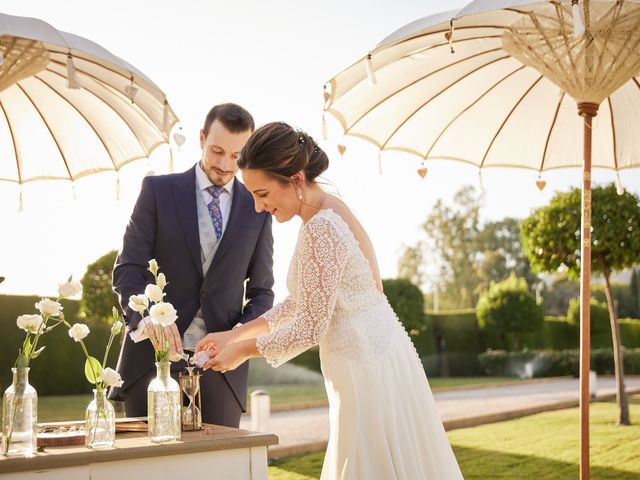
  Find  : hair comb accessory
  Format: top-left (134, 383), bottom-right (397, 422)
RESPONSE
top-left (297, 132), bottom-right (306, 147)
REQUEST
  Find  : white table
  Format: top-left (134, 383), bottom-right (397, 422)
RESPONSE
top-left (0, 424), bottom-right (278, 479)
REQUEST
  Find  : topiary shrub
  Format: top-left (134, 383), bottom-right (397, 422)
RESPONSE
top-left (477, 274), bottom-right (544, 350)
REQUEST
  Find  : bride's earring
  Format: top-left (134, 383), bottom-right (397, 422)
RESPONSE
top-left (297, 188), bottom-right (303, 200)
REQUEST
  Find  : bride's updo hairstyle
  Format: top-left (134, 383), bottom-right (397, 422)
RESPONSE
top-left (237, 122), bottom-right (329, 183)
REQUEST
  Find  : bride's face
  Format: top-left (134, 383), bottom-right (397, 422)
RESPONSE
top-left (242, 168), bottom-right (299, 223)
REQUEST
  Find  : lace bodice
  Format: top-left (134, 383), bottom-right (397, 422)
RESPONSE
top-left (256, 209), bottom-right (397, 367)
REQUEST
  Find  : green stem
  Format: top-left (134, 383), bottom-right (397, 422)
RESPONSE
top-left (102, 332), bottom-right (115, 369)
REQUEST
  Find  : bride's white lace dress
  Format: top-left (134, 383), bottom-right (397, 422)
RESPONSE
top-left (256, 209), bottom-right (464, 480)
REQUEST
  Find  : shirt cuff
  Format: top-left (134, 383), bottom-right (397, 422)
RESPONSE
top-left (129, 316), bottom-right (151, 343)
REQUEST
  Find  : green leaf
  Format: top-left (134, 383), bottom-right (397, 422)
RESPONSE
top-left (31, 346), bottom-right (46, 359)
top-left (84, 356), bottom-right (102, 384)
top-left (22, 335), bottom-right (32, 357)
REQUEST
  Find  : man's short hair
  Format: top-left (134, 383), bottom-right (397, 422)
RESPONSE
top-left (202, 103), bottom-right (255, 136)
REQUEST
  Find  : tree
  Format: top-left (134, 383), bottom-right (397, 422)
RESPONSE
top-left (631, 267), bottom-right (640, 319)
top-left (476, 217), bottom-right (538, 293)
top-left (79, 250), bottom-right (119, 326)
top-left (398, 185), bottom-right (537, 309)
top-left (476, 274), bottom-right (543, 350)
top-left (543, 275), bottom-right (579, 316)
top-left (520, 183), bottom-right (640, 425)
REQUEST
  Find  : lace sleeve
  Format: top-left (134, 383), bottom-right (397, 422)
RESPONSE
top-left (256, 215), bottom-right (349, 367)
top-left (261, 295), bottom-right (296, 331)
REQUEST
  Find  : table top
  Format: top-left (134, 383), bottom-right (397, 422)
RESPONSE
top-left (0, 424), bottom-right (279, 474)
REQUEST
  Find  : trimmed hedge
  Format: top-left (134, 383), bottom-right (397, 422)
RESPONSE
top-left (0, 294), bottom-right (119, 394)
top-left (478, 348), bottom-right (640, 377)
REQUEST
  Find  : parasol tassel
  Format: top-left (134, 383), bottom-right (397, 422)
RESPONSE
top-left (173, 128), bottom-right (186, 149)
top-left (66, 54), bottom-right (81, 89)
top-left (169, 149), bottom-right (175, 174)
top-left (162, 99), bottom-right (170, 135)
top-left (124, 80), bottom-right (139, 103)
top-left (18, 189), bottom-right (23, 213)
top-left (116, 175), bottom-right (121, 201)
top-left (322, 113), bottom-right (328, 140)
top-left (323, 84), bottom-right (331, 104)
top-left (615, 171), bottom-right (624, 195)
top-left (478, 169), bottom-right (485, 193)
top-left (378, 150), bottom-right (383, 175)
top-left (444, 19), bottom-right (455, 54)
top-left (572, 0), bottom-right (585, 36)
top-left (366, 53), bottom-right (377, 85)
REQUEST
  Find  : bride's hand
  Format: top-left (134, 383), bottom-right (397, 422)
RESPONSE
top-left (195, 329), bottom-right (238, 354)
top-left (202, 341), bottom-right (249, 373)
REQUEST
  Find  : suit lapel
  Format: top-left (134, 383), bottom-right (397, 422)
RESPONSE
top-left (171, 166), bottom-right (203, 278)
top-left (207, 178), bottom-right (251, 274)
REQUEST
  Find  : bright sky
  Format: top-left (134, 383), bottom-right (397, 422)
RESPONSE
top-left (1, 0), bottom-right (639, 301)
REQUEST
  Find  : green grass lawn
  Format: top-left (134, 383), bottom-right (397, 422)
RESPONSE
top-left (38, 377), bottom-right (519, 421)
top-left (269, 396), bottom-right (640, 480)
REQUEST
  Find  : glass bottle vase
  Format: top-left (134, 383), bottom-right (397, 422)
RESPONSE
top-left (2, 367), bottom-right (38, 457)
top-left (85, 388), bottom-right (115, 449)
top-left (147, 361), bottom-right (181, 443)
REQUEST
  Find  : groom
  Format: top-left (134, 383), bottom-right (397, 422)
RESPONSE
top-left (111, 103), bottom-right (274, 427)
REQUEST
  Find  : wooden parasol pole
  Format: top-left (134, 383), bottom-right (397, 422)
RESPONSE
top-left (577, 101), bottom-right (598, 480)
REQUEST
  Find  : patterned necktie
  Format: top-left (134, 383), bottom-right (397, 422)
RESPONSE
top-left (206, 185), bottom-right (224, 240)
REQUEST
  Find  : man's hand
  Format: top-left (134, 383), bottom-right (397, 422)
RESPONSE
top-left (145, 322), bottom-right (183, 357)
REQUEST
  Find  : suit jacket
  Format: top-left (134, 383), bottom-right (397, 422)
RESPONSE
top-left (111, 165), bottom-right (274, 412)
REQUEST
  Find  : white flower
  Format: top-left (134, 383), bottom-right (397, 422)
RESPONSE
top-left (111, 320), bottom-right (123, 335)
top-left (101, 367), bottom-right (124, 388)
top-left (156, 273), bottom-right (167, 290)
top-left (36, 298), bottom-right (63, 317)
top-left (148, 259), bottom-right (159, 276)
top-left (68, 323), bottom-right (90, 342)
top-left (128, 294), bottom-right (149, 313)
top-left (16, 314), bottom-right (44, 334)
top-left (145, 284), bottom-right (164, 303)
top-left (58, 279), bottom-right (82, 298)
top-left (149, 302), bottom-right (178, 327)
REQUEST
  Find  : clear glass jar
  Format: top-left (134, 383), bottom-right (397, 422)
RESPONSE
top-left (147, 361), bottom-right (181, 442)
top-left (85, 388), bottom-right (115, 449)
top-left (2, 367), bottom-right (38, 457)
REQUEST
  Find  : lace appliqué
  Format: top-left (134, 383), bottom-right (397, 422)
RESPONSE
top-left (257, 214), bottom-right (349, 367)
top-left (257, 210), bottom-right (397, 368)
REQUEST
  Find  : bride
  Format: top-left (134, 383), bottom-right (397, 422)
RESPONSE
top-left (195, 122), bottom-right (464, 479)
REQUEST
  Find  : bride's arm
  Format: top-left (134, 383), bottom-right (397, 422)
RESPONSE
top-left (195, 296), bottom-right (297, 353)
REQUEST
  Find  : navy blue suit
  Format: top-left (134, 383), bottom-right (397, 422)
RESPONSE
top-left (111, 165), bottom-right (274, 427)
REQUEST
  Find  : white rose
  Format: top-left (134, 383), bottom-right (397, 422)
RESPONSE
top-left (36, 298), bottom-right (63, 317)
top-left (111, 320), bottom-right (123, 335)
top-left (16, 314), bottom-right (44, 334)
top-left (101, 367), bottom-right (124, 388)
top-left (128, 294), bottom-right (149, 313)
top-left (156, 273), bottom-right (167, 290)
top-left (58, 279), bottom-right (82, 298)
top-left (145, 284), bottom-right (164, 303)
top-left (148, 259), bottom-right (159, 276)
top-left (68, 323), bottom-right (90, 342)
top-left (149, 302), bottom-right (178, 327)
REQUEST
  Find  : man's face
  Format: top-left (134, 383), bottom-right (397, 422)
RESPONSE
top-left (199, 119), bottom-right (252, 186)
